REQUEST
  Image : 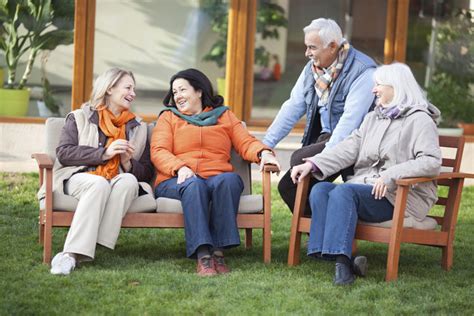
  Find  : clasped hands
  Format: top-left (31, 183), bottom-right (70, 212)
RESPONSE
top-left (290, 161), bottom-right (388, 200)
top-left (101, 139), bottom-right (135, 171)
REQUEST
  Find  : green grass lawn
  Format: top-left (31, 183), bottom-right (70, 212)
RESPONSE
top-left (1, 172), bottom-right (474, 315)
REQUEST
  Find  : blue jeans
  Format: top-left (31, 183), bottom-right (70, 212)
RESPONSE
top-left (307, 182), bottom-right (394, 259)
top-left (155, 172), bottom-right (244, 257)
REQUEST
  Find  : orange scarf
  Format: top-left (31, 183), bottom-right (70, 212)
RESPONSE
top-left (90, 107), bottom-right (136, 179)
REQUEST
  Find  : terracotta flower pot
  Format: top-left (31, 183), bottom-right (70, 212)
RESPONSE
top-left (457, 123), bottom-right (474, 136)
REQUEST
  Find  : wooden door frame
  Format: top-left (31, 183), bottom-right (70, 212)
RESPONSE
top-left (71, 0), bottom-right (96, 110)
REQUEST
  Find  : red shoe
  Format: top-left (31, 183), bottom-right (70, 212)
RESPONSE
top-left (213, 255), bottom-right (231, 274)
top-left (196, 256), bottom-right (217, 277)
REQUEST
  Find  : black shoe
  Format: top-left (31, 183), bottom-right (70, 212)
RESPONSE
top-left (333, 263), bottom-right (355, 286)
top-left (352, 256), bottom-right (368, 277)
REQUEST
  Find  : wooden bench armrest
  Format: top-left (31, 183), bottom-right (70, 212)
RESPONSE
top-left (263, 164), bottom-right (280, 173)
top-left (396, 172), bottom-right (474, 186)
top-left (31, 153), bottom-right (54, 169)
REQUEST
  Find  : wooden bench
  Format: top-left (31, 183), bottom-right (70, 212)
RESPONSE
top-left (33, 117), bottom-right (278, 265)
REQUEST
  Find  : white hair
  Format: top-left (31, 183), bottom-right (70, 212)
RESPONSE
top-left (87, 68), bottom-right (135, 109)
top-left (303, 18), bottom-right (343, 47)
top-left (373, 63), bottom-right (429, 109)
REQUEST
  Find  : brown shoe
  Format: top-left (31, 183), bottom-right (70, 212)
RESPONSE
top-left (213, 255), bottom-right (231, 274)
top-left (196, 256), bottom-right (217, 277)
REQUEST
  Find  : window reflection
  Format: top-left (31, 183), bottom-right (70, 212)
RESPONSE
top-left (93, 1), bottom-right (229, 116)
top-left (251, 0), bottom-right (386, 121)
top-left (407, 0), bottom-right (473, 127)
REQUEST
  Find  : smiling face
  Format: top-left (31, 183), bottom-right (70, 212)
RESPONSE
top-left (107, 75), bottom-right (136, 115)
top-left (172, 78), bottom-right (203, 115)
top-left (304, 31), bottom-right (339, 68)
top-left (372, 83), bottom-right (394, 107)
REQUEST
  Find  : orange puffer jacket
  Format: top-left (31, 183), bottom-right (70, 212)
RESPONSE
top-left (150, 108), bottom-right (271, 187)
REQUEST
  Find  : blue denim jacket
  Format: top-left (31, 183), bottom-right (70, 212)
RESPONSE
top-left (263, 47), bottom-right (376, 149)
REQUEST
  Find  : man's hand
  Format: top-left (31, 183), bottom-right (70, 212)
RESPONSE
top-left (290, 161), bottom-right (314, 184)
top-left (259, 150), bottom-right (281, 175)
top-left (177, 166), bottom-right (195, 184)
top-left (372, 177), bottom-right (388, 200)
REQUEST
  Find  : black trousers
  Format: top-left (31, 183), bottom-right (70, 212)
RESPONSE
top-left (277, 133), bottom-right (353, 216)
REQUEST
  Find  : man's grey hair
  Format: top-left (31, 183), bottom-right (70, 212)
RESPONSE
top-left (303, 18), bottom-right (343, 47)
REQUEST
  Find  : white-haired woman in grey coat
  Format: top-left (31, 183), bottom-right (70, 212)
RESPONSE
top-left (291, 63), bottom-right (442, 285)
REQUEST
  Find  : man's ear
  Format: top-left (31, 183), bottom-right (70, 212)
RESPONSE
top-left (329, 41), bottom-right (339, 53)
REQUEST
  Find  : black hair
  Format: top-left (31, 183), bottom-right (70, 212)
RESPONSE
top-left (163, 68), bottom-right (224, 109)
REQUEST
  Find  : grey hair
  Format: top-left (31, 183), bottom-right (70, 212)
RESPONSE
top-left (373, 63), bottom-right (429, 109)
top-left (303, 18), bottom-right (343, 47)
top-left (87, 68), bottom-right (135, 109)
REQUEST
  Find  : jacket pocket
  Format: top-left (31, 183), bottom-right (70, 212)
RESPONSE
top-left (331, 93), bottom-right (346, 115)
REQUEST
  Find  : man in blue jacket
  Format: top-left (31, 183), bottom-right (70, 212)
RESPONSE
top-left (262, 18), bottom-right (376, 215)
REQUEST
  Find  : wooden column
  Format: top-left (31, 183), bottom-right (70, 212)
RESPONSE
top-left (384, 0), bottom-right (410, 63)
top-left (72, 0), bottom-right (96, 110)
top-left (225, 0), bottom-right (256, 120)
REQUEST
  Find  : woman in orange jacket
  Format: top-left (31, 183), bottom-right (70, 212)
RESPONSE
top-left (151, 68), bottom-right (280, 276)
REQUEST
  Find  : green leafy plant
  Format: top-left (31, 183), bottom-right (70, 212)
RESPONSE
top-left (427, 72), bottom-right (474, 127)
top-left (39, 51), bottom-right (60, 115)
top-left (202, 0), bottom-right (287, 70)
top-left (427, 9), bottom-right (474, 127)
top-left (0, 0), bottom-right (74, 89)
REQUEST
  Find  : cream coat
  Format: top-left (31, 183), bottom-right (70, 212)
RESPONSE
top-left (307, 103), bottom-right (442, 221)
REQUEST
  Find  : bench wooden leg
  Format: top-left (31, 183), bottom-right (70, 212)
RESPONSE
top-left (441, 244), bottom-right (453, 271)
top-left (263, 226), bottom-right (271, 264)
top-left (43, 222), bottom-right (52, 265)
top-left (351, 239), bottom-right (358, 256)
top-left (245, 228), bottom-right (252, 249)
top-left (38, 213), bottom-right (45, 245)
top-left (288, 230), bottom-right (302, 266)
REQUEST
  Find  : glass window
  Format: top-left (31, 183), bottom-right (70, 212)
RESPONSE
top-left (406, 0), bottom-right (473, 127)
top-left (250, 0), bottom-right (387, 122)
top-left (93, 0), bottom-right (229, 116)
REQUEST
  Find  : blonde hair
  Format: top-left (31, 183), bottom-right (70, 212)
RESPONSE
top-left (373, 63), bottom-right (429, 109)
top-left (87, 68), bottom-right (135, 109)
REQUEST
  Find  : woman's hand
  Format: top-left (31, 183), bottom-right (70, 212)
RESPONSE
top-left (259, 150), bottom-right (281, 174)
top-left (177, 166), bottom-right (195, 184)
top-left (290, 161), bottom-right (314, 184)
top-left (372, 177), bottom-right (388, 200)
top-left (120, 142), bottom-right (135, 172)
top-left (102, 139), bottom-right (134, 161)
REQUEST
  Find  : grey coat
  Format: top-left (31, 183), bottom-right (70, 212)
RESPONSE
top-left (307, 103), bottom-right (442, 221)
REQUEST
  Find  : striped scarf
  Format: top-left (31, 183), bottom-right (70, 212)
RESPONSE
top-left (312, 40), bottom-right (350, 104)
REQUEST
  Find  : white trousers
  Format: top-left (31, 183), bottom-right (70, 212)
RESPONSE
top-left (63, 173), bottom-right (139, 259)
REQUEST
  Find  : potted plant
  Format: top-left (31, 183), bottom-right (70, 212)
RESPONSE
top-left (34, 51), bottom-right (61, 117)
top-left (202, 0), bottom-right (287, 94)
top-left (427, 9), bottom-right (474, 134)
top-left (0, 0), bottom-right (74, 116)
